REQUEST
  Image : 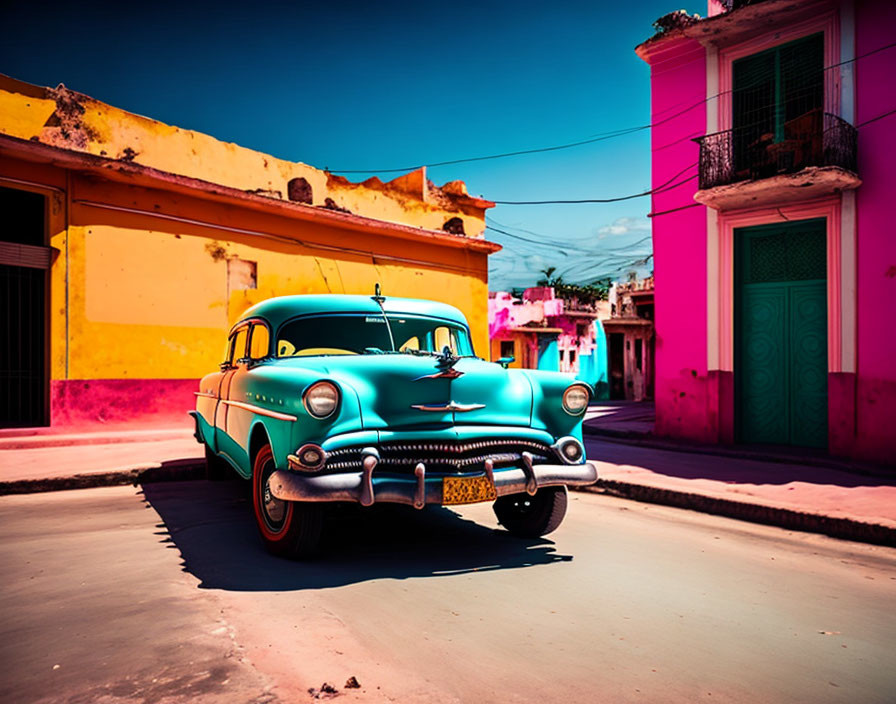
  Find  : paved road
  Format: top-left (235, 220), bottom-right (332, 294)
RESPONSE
top-left (2, 482), bottom-right (894, 703)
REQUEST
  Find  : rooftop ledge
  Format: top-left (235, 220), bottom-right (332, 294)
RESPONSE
top-left (0, 75), bottom-right (495, 240)
top-left (636, 0), bottom-right (822, 61)
top-left (694, 165), bottom-right (862, 211)
top-left (0, 133), bottom-right (502, 255)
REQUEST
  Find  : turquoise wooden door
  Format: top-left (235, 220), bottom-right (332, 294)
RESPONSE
top-left (735, 219), bottom-right (827, 447)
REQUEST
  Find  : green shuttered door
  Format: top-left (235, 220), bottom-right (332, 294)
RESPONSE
top-left (735, 219), bottom-right (827, 448)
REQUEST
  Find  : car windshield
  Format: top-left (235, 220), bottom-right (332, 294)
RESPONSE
top-left (276, 314), bottom-right (474, 357)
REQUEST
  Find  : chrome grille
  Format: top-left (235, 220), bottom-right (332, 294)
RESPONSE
top-left (323, 439), bottom-right (553, 474)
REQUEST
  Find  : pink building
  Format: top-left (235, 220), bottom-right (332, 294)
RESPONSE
top-left (488, 288), bottom-right (608, 390)
top-left (638, 0), bottom-right (894, 464)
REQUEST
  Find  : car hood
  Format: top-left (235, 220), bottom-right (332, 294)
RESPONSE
top-left (284, 354), bottom-right (534, 430)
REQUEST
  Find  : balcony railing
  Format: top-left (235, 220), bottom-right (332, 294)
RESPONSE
top-left (695, 112), bottom-right (857, 190)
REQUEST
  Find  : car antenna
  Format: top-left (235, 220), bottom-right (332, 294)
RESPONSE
top-left (371, 283), bottom-right (395, 351)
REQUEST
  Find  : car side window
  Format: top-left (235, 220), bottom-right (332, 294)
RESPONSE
top-left (249, 324), bottom-right (270, 359)
top-left (399, 336), bottom-right (420, 352)
top-left (278, 339), bottom-right (297, 356)
top-left (433, 326), bottom-right (456, 353)
top-left (229, 327), bottom-right (249, 364)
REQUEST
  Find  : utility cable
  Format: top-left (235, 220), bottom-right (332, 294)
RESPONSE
top-left (856, 108), bottom-right (896, 128)
top-left (490, 162), bottom-right (696, 205)
top-left (326, 41), bottom-right (896, 174)
top-left (486, 216), bottom-right (654, 254)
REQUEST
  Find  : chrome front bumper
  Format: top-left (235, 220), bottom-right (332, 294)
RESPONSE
top-left (268, 451), bottom-right (598, 508)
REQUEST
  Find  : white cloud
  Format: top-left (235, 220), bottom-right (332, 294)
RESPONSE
top-left (524, 255), bottom-right (546, 273)
top-left (597, 216), bottom-right (651, 239)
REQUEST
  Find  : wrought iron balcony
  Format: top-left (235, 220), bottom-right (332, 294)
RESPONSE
top-left (695, 112), bottom-right (858, 191)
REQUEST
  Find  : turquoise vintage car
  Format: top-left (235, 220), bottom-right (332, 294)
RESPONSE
top-left (191, 292), bottom-right (598, 558)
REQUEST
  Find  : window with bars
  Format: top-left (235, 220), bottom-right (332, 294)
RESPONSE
top-left (732, 33), bottom-right (824, 177)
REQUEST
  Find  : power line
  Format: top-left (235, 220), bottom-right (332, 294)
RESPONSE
top-left (485, 224), bottom-right (652, 258)
top-left (326, 41), bottom-right (896, 175)
top-left (326, 126), bottom-right (646, 175)
top-left (487, 217), bottom-right (652, 250)
top-left (856, 108), bottom-right (896, 128)
top-left (486, 216), bottom-right (653, 254)
top-left (490, 163), bottom-right (696, 205)
top-left (488, 97), bottom-right (890, 208)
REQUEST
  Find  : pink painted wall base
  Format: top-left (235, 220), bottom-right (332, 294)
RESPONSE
top-left (50, 379), bottom-right (198, 429)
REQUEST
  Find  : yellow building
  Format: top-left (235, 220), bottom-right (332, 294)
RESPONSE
top-left (0, 75), bottom-right (498, 428)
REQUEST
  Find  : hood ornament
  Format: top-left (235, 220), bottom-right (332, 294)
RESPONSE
top-left (411, 401), bottom-right (484, 413)
top-left (416, 346), bottom-right (464, 380)
top-left (437, 345), bottom-right (459, 370)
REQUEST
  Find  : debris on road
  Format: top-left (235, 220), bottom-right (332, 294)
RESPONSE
top-left (344, 676), bottom-right (361, 689)
top-left (308, 682), bottom-right (339, 699)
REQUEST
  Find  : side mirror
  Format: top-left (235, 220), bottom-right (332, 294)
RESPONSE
top-left (497, 356), bottom-right (515, 369)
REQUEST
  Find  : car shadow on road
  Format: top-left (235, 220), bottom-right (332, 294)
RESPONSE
top-left (141, 480), bottom-right (573, 592)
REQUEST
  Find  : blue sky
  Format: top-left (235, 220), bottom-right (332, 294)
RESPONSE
top-left (2, 0), bottom-right (702, 290)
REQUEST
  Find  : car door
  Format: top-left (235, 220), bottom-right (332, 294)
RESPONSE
top-left (214, 324), bottom-right (249, 466)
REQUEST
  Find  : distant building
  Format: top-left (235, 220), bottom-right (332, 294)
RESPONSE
top-left (488, 287), bottom-right (609, 398)
top-left (0, 75), bottom-right (498, 428)
top-left (637, 0), bottom-right (893, 463)
top-left (603, 278), bottom-right (655, 402)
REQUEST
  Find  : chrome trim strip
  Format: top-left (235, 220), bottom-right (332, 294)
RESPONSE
top-left (221, 399), bottom-right (298, 422)
top-left (411, 401), bottom-right (485, 412)
top-left (194, 391), bottom-right (217, 399)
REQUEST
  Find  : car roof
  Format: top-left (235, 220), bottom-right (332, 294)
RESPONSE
top-left (235, 294), bottom-right (470, 332)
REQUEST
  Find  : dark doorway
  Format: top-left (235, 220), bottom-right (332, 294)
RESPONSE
top-left (647, 335), bottom-right (655, 400)
top-left (609, 333), bottom-right (625, 400)
top-left (0, 186), bottom-right (49, 427)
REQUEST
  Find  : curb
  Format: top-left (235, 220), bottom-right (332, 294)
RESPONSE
top-left (0, 459), bottom-right (205, 496)
top-left (582, 425), bottom-right (895, 478)
top-left (575, 480), bottom-right (896, 548)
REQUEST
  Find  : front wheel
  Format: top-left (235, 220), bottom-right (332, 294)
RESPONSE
top-left (493, 486), bottom-right (568, 538)
top-left (252, 444), bottom-right (323, 559)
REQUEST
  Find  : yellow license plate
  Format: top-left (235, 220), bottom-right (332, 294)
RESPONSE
top-left (442, 475), bottom-right (498, 505)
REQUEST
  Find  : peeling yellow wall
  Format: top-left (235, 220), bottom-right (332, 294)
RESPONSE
top-left (13, 169), bottom-right (488, 382)
top-left (68, 216), bottom-right (488, 379)
top-left (0, 75), bottom-right (494, 393)
top-left (0, 75), bottom-right (490, 237)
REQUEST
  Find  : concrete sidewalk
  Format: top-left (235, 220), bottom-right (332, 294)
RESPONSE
top-left (0, 427), bottom-right (205, 494)
top-left (583, 401), bottom-right (894, 474)
top-left (1, 420), bottom-right (894, 547)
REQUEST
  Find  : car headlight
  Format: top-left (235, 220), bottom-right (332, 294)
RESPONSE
top-left (562, 384), bottom-right (590, 415)
top-left (303, 381), bottom-right (340, 418)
